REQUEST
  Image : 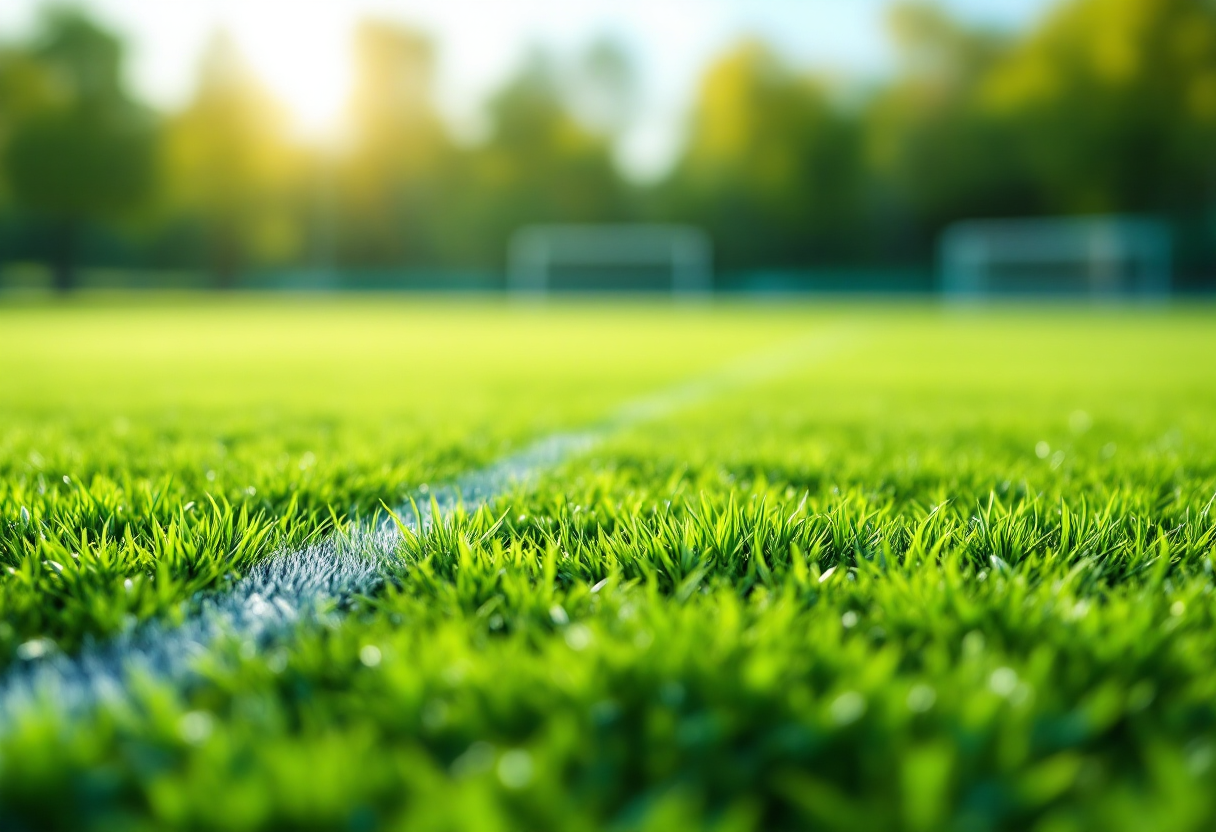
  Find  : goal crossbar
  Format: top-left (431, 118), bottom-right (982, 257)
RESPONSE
top-left (939, 216), bottom-right (1172, 298)
top-left (508, 224), bottom-right (712, 294)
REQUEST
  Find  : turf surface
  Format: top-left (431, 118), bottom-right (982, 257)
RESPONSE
top-left (2, 299), bottom-right (1216, 831)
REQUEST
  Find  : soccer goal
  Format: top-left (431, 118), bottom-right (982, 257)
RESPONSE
top-left (507, 224), bottom-right (713, 295)
top-left (939, 216), bottom-right (1172, 299)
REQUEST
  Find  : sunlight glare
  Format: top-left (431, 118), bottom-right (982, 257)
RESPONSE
top-left (229, 9), bottom-right (353, 139)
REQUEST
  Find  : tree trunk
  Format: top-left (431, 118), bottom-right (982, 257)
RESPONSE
top-left (51, 219), bottom-right (77, 294)
top-left (211, 220), bottom-right (241, 291)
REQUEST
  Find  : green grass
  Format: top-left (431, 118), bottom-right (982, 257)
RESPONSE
top-left (2, 299), bottom-right (1216, 831)
top-left (0, 298), bottom-right (808, 664)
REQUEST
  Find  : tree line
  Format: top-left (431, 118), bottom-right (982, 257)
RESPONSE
top-left (1, 0), bottom-right (1214, 290)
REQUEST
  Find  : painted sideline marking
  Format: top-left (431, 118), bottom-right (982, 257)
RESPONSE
top-left (0, 324), bottom-right (859, 726)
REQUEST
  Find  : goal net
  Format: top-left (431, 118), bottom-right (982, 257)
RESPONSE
top-left (939, 216), bottom-right (1171, 298)
top-left (507, 224), bottom-right (712, 295)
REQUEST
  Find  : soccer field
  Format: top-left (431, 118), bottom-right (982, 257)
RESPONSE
top-left (2, 299), bottom-right (1216, 831)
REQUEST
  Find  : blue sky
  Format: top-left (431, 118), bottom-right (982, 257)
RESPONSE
top-left (1, 0), bottom-right (1061, 179)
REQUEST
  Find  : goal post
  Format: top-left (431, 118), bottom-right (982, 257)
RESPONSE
top-left (507, 224), bottom-right (713, 295)
top-left (939, 216), bottom-right (1172, 299)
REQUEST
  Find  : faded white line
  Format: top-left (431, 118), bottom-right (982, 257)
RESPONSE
top-left (0, 324), bottom-right (859, 726)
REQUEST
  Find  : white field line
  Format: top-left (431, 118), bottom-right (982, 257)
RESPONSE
top-left (0, 324), bottom-right (860, 726)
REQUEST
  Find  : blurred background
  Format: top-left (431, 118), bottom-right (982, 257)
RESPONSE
top-left (0, 0), bottom-right (1213, 296)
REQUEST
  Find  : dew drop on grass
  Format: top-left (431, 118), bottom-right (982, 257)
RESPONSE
top-left (962, 630), bottom-right (985, 658)
top-left (451, 742), bottom-right (495, 778)
top-left (830, 691), bottom-right (866, 726)
top-left (1035, 442), bottom-right (1051, 459)
top-left (178, 711), bottom-right (213, 745)
top-left (549, 604), bottom-right (570, 626)
top-left (1171, 600), bottom-right (1186, 617)
top-left (359, 645), bottom-right (382, 667)
top-left (1187, 742), bottom-right (1214, 776)
top-left (16, 638), bottom-right (53, 660)
top-left (497, 750), bottom-right (534, 789)
top-left (564, 624), bottom-right (592, 651)
top-left (818, 566), bottom-right (837, 583)
top-left (907, 684), bottom-right (936, 713)
top-left (989, 667), bottom-right (1019, 697)
top-left (841, 611), bottom-right (859, 629)
top-left (19, 506), bottom-right (29, 526)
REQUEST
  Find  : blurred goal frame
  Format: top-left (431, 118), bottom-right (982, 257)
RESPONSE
top-left (507, 224), bottom-right (713, 295)
top-left (939, 216), bottom-right (1172, 299)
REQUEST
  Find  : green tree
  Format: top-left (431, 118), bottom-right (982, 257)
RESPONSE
top-left (863, 0), bottom-right (1216, 265)
top-left (980, 0), bottom-right (1216, 217)
top-left (433, 50), bottom-right (629, 268)
top-left (663, 42), bottom-right (865, 269)
top-left (1, 8), bottom-right (156, 291)
top-left (337, 20), bottom-right (448, 266)
top-left (862, 4), bottom-right (1026, 258)
top-left (165, 31), bottom-right (304, 288)
top-left (0, 47), bottom-right (58, 209)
